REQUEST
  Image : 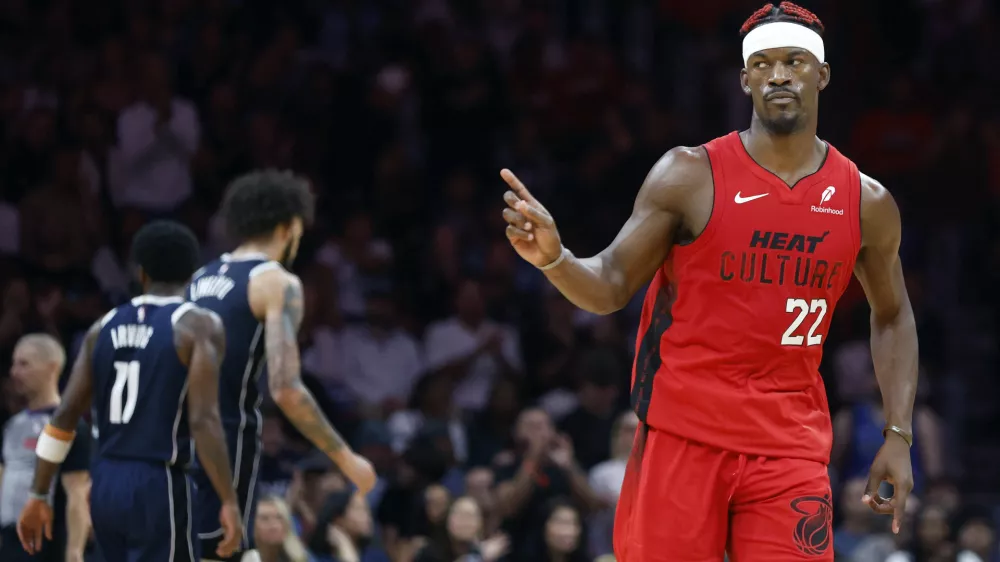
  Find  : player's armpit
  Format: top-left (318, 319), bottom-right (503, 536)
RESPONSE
top-left (547, 146), bottom-right (707, 314)
top-left (253, 269), bottom-right (348, 457)
top-left (181, 308), bottom-right (239, 506)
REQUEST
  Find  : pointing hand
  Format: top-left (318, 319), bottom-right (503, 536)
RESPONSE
top-left (500, 169), bottom-right (563, 268)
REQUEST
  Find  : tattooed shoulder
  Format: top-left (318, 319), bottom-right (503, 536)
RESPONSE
top-left (282, 275), bottom-right (304, 330)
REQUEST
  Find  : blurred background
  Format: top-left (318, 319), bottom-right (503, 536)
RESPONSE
top-left (0, 0), bottom-right (998, 561)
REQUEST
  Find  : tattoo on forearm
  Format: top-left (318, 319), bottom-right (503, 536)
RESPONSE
top-left (282, 385), bottom-right (347, 454)
top-left (267, 280), bottom-right (346, 454)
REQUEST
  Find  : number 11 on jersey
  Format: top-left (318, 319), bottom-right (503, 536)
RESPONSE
top-left (781, 298), bottom-right (828, 346)
top-left (110, 360), bottom-right (140, 424)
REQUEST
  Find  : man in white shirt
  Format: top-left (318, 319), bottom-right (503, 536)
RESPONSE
top-left (424, 278), bottom-right (523, 411)
top-left (115, 53), bottom-right (199, 213)
top-left (340, 289), bottom-right (424, 415)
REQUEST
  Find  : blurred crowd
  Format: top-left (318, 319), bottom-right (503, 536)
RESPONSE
top-left (1, 0), bottom-right (999, 561)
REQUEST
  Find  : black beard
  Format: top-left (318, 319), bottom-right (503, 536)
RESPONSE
top-left (280, 239), bottom-right (295, 268)
top-left (761, 113), bottom-right (804, 136)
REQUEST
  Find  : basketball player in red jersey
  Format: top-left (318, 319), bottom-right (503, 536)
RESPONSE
top-left (500, 3), bottom-right (918, 561)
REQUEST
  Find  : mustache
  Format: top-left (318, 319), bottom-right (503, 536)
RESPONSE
top-left (764, 87), bottom-right (798, 100)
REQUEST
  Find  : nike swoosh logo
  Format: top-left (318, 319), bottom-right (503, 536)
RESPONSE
top-left (734, 191), bottom-right (769, 204)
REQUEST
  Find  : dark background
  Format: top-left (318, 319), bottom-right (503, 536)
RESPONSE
top-left (0, 0), bottom-right (997, 561)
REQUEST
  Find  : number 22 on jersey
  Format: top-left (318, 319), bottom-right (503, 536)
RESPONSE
top-left (110, 360), bottom-right (140, 424)
top-left (781, 298), bottom-right (827, 346)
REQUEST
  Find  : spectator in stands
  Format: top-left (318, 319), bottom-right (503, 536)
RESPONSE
top-left (463, 468), bottom-right (500, 537)
top-left (885, 504), bottom-right (955, 562)
top-left (289, 453), bottom-right (348, 537)
top-left (495, 408), bottom-right (600, 557)
top-left (340, 289), bottom-right (424, 417)
top-left (522, 292), bottom-right (582, 406)
top-left (420, 224), bottom-right (463, 322)
top-left (308, 491), bottom-right (380, 562)
top-left (466, 376), bottom-right (520, 468)
top-left (413, 496), bottom-right (509, 562)
top-left (115, 52), bottom-right (199, 214)
top-left (0, 278), bottom-right (37, 358)
top-left (954, 506), bottom-right (998, 562)
top-left (3, 107), bottom-right (58, 205)
top-left (19, 145), bottom-right (103, 278)
top-left (316, 210), bottom-right (394, 321)
top-left (299, 265), bottom-right (346, 392)
top-left (834, 478), bottom-right (888, 559)
top-left (387, 373), bottom-right (467, 465)
top-left (255, 495), bottom-right (312, 562)
top-left (418, 484), bottom-right (452, 541)
top-left (258, 410), bottom-right (299, 499)
top-left (425, 278), bottom-right (523, 412)
top-left (558, 350), bottom-right (625, 470)
top-left (587, 411), bottom-right (638, 557)
top-left (522, 499), bottom-right (589, 562)
top-left (925, 478), bottom-right (963, 518)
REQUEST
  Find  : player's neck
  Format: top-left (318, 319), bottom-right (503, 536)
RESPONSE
top-left (744, 117), bottom-right (823, 173)
top-left (26, 391), bottom-right (59, 411)
top-left (144, 282), bottom-right (186, 299)
top-left (233, 241), bottom-right (281, 262)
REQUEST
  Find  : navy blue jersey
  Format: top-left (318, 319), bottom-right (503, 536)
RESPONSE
top-left (91, 295), bottom-right (195, 467)
top-left (187, 252), bottom-right (278, 551)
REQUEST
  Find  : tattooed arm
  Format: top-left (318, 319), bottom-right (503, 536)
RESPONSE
top-left (249, 268), bottom-right (376, 493)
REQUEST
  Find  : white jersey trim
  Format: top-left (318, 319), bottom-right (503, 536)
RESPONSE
top-left (133, 295), bottom-right (185, 307)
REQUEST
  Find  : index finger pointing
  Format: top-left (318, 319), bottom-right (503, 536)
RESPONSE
top-left (500, 169), bottom-right (537, 204)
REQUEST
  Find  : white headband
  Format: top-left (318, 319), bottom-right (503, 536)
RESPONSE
top-left (742, 21), bottom-right (824, 66)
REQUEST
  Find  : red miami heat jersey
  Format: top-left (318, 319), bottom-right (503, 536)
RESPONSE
top-left (630, 131), bottom-right (862, 463)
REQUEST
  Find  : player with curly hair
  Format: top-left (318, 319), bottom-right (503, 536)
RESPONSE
top-left (188, 170), bottom-right (376, 562)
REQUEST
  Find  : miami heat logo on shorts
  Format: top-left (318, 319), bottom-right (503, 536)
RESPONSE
top-left (790, 493), bottom-right (833, 556)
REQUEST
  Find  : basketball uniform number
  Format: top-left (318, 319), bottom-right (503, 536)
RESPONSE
top-left (781, 298), bottom-right (828, 346)
top-left (110, 360), bottom-right (140, 424)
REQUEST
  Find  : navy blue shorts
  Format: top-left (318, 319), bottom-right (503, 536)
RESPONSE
top-left (91, 458), bottom-right (199, 562)
top-left (192, 467), bottom-right (256, 562)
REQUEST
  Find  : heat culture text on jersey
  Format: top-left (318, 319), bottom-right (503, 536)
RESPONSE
top-left (629, 132), bottom-right (863, 464)
top-left (719, 229), bottom-right (849, 289)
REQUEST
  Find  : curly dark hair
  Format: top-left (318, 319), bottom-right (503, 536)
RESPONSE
top-left (130, 220), bottom-right (200, 284)
top-left (220, 169), bottom-right (316, 242)
top-left (740, 2), bottom-right (825, 38)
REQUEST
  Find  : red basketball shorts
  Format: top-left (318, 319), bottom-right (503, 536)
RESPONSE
top-left (613, 425), bottom-right (833, 562)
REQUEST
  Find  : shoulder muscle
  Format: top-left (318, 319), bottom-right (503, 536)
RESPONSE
top-left (173, 305), bottom-right (226, 365)
top-left (859, 173), bottom-right (901, 254)
top-left (247, 265), bottom-right (295, 320)
top-left (639, 146), bottom-right (713, 214)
